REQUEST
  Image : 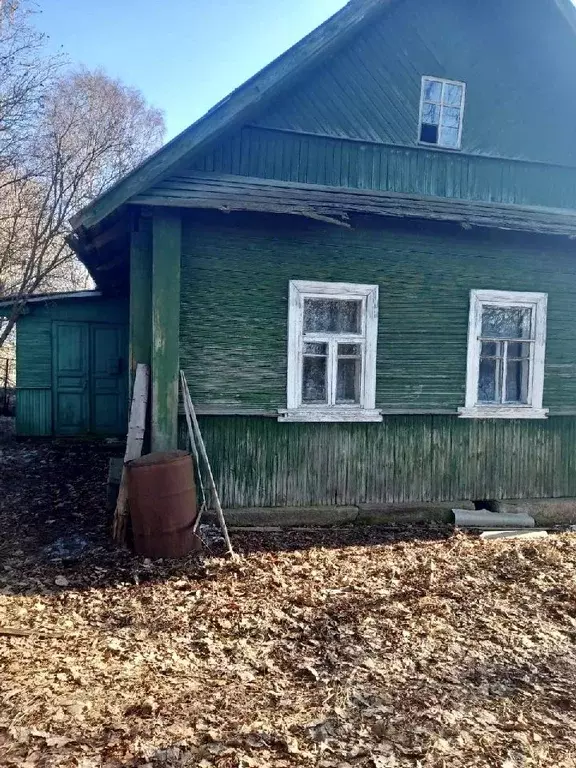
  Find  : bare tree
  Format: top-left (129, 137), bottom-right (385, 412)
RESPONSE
top-left (0, 1), bottom-right (61, 185)
top-left (0, 55), bottom-right (165, 345)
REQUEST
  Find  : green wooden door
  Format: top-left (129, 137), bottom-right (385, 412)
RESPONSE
top-left (90, 324), bottom-right (127, 435)
top-left (53, 322), bottom-right (89, 435)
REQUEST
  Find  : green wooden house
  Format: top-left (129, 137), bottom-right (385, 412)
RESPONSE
top-left (12, 0), bottom-right (576, 508)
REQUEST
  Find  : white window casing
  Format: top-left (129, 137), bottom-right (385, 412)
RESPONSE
top-left (418, 76), bottom-right (466, 150)
top-left (459, 290), bottom-right (548, 419)
top-left (279, 280), bottom-right (382, 423)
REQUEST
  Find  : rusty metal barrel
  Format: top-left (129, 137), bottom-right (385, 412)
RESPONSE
top-left (128, 451), bottom-right (198, 559)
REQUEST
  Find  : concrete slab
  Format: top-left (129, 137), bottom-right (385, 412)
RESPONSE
top-left (486, 498), bottom-right (576, 526)
top-left (453, 509), bottom-right (535, 529)
top-left (480, 530), bottom-right (548, 540)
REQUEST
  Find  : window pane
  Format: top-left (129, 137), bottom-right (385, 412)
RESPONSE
top-left (420, 123), bottom-right (438, 144)
top-left (304, 342), bottom-right (328, 356)
top-left (304, 298), bottom-right (361, 334)
top-left (507, 342), bottom-right (532, 360)
top-left (478, 358), bottom-right (500, 403)
top-left (338, 343), bottom-right (361, 357)
top-left (506, 359), bottom-right (529, 404)
top-left (441, 106), bottom-right (461, 129)
top-left (481, 341), bottom-right (500, 358)
top-left (422, 102), bottom-right (440, 125)
top-left (336, 357), bottom-right (361, 404)
top-left (443, 83), bottom-right (463, 106)
top-left (423, 79), bottom-right (442, 102)
top-left (481, 307), bottom-right (532, 339)
top-left (439, 126), bottom-right (459, 148)
top-left (302, 356), bottom-right (327, 403)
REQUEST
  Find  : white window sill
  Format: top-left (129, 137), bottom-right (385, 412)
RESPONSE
top-left (278, 408), bottom-right (383, 423)
top-left (458, 406), bottom-right (549, 420)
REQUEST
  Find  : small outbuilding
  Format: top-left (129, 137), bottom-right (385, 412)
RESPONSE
top-left (0, 291), bottom-right (128, 436)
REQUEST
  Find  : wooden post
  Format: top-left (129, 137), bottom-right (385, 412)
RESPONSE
top-left (129, 213), bottom-right (152, 397)
top-left (151, 209), bottom-right (181, 452)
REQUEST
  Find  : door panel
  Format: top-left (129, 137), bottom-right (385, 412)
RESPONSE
top-left (91, 325), bottom-right (127, 435)
top-left (53, 323), bottom-right (89, 435)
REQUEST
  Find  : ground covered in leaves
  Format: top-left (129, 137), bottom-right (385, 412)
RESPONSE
top-left (2, 433), bottom-right (576, 767)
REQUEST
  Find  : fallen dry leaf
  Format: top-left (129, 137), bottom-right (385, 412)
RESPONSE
top-left (1, 437), bottom-right (576, 767)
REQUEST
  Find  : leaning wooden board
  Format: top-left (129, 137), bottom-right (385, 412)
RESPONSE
top-left (112, 363), bottom-right (150, 545)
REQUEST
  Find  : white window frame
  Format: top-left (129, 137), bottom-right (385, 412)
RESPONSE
top-left (418, 76), bottom-right (466, 150)
top-left (278, 280), bottom-right (382, 423)
top-left (459, 290), bottom-right (548, 420)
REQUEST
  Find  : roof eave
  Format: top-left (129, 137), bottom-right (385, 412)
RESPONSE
top-left (0, 290), bottom-right (103, 309)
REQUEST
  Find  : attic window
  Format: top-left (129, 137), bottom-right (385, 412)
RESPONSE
top-left (419, 77), bottom-right (465, 149)
top-left (279, 281), bottom-right (382, 423)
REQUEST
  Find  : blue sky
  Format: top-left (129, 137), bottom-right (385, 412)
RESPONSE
top-left (36, 0), bottom-right (348, 141)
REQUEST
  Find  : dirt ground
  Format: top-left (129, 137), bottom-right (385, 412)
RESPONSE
top-left (2, 430), bottom-right (576, 767)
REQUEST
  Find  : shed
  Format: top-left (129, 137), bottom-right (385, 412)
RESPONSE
top-left (0, 291), bottom-right (128, 436)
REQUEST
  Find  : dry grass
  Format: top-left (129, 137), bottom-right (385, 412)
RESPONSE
top-left (2, 523), bottom-right (576, 768)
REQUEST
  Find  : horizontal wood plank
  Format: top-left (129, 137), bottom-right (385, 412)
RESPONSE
top-left (132, 172), bottom-right (576, 236)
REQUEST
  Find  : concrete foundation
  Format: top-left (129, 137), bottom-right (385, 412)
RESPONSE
top-left (485, 498), bottom-right (576, 526)
top-left (219, 501), bottom-right (474, 527)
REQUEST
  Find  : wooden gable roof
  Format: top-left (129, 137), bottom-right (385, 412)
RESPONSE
top-left (72, 0), bottom-right (576, 234)
top-left (71, 0), bottom-right (391, 232)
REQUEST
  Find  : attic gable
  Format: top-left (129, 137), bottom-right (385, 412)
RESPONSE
top-left (251, 0), bottom-right (576, 165)
top-left (71, 0), bottom-right (576, 233)
top-left (71, 0), bottom-right (390, 232)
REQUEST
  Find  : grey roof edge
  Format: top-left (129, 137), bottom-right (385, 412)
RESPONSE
top-left (0, 290), bottom-right (102, 309)
top-left (69, 0), bottom-right (391, 233)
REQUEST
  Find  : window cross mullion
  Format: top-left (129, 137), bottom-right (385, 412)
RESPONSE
top-left (328, 339), bottom-right (338, 406)
top-left (501, 340), bottom-right (509, 404)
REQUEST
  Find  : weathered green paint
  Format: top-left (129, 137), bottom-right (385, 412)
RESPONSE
top-left (253, 0), bottom-right (576, 167)
top-left (176, 0), bottom-right (576, 212)
top-left (182, 415), bottom-right (576, 508)
top-left (63, 0), bottom-right (576, 507)
top-left (15, 296), bottom-right (128, 436)
top-left (90, 324), bottom-right (128, 435)
top-left (16, 389), bottom-right (51, 436)
top-left (71, 0), bottom-right (576, 233)
top-left (187, 126), bottom-right (576, 211)
top-left (129, 215), bottom-right (152, 384)
top-left (151, 210), bottom-right (182, 452)
top-left (180, 214), bottom-right (576, 412)
top-left (52, 322), bottom-right (90, 435)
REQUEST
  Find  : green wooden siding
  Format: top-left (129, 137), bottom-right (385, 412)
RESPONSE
top-left (183, 415), bottom-right (576, 507)
top-left (15, 297), bottom-right (128, 436)
top-left (180, 214), bottom-right (576, 413)
top-left (252, 0), bottom-right (576, 167)
top-left (16, 389), bottom-right (52, 436)
top-left (176, 0), bottom-right (576, 212)
top-left (187, 127), bottom-right (576, 211)
top-left (16, 315), bottom-right (52, 389)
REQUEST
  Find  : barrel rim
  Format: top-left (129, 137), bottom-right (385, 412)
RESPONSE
top-left (130, 450), bottom-right (191, 468)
